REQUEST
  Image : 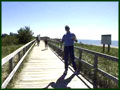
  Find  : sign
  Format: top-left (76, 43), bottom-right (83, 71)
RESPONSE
top-left (101, 35), bottom-right (111, 45)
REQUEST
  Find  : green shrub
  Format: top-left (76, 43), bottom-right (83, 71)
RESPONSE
top-left (2, 36), bottom-right (19, 46)
top-left (17, 26), bottom-right (34, 44)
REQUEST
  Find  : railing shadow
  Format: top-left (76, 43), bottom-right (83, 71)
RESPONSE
top-left (43, 73), bottom-right (75, 89)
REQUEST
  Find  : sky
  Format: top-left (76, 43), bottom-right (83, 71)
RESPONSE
top-left (2, 2), bottom-right (118, 40)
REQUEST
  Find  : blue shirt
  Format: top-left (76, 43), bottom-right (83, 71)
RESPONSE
top-left (62, 33), bottom-right (75, 46)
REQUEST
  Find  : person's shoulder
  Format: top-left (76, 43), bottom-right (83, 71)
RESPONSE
top-left (71, 33), bottom-right (75, 36)
top-left (63, 34), bottom-right (66, 37)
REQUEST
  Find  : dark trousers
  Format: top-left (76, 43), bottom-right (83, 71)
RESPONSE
top-left (45, 42), bottom-right (48, 49)
top-left (37, 40), bottom-right (40, 46)
top-left (64, 46), bottom-right (77, 71)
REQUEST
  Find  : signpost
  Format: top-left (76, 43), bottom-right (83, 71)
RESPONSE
top-left (101, 34), bottom-right (111, 53)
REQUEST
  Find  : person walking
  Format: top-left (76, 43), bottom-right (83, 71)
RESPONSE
top-left (44, 38), bottom-right (48, 49)
top-left (61, 25), bottom-right (78, 75)
top-left (36, 34), bottom-right (40, 46)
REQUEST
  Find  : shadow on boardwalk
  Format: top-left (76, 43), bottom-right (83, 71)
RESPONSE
top-left (41, 49), bottom-right (47, 51)
top-left (43, 73), bottom-right (75, 89)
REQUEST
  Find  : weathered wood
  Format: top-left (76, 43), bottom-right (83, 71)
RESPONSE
top-left (2, 40), bottom-right (36, 89)
top-left (2, 40), bottom-right (36, 66)
top-left (108, 44), bottom-right (110, 52)
top-left (103, 44), bottom-right (105, 53)
top-left (18, 52), bottom-right (21, 61)
top-left (78, 49), bottom-right (82, 72)
top-left (93, 55), bottom-right (98, 88)
top-left (50, 40), bottom-right (118, 62)
top-left (9, 58), bottom-right (13, 73)
top-left (11, 41), bottom-right (91, 89)
top-left (76, 57), bottom-right (118, 84)
top-left (23, 48), bottom-right (25, 55)
top-left (98, 68), bottom-right (118, 83)
top-left (75, 57), bottom-right (93, 68)
top-left (74, 46), bottom-right (118, 62)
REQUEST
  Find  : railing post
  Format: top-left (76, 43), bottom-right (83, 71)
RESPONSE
top-left (9, 58), bottom-right (13, 73)
top-left (93, 55), bottom-right (98, 88)
top-left (26, 46), bottom-right (28, 51)
top-left (18, 52), bottom-right (21, 61)
top-left (103, 44), bottom-right (105, 53)
top-left (23, 48), bottom-right (25, 55)
top-left (78, 49), bottom-right (82, 72)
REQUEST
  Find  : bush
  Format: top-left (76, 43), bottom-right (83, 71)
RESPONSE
top-left (2, 36), bottom-right (19, 46)
top-left (17, 26), bottom-right (34, 44)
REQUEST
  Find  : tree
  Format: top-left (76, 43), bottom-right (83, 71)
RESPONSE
top-left (10, 32), bottom-right (18, 36)
top-left (17, 26), bottom-right (34, 44)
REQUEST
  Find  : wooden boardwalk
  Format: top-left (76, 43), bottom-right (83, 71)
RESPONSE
top-left (12, 41), bottom-right (92, 89)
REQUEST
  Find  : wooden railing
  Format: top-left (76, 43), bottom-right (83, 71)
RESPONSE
top-left (48, 39), bottom-right (118, 88)
top-left (2, 40), bottom-right (36, 88)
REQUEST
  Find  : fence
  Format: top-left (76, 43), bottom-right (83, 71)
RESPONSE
top-left (48, 39), bottom-right (118, 88)
top-left (2, 40), bottom-right (36, 88)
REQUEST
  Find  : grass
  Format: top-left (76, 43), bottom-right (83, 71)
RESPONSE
top-left (74, 43), bottom-right (118, 57)
top-left (2, 44), bottom-right (23, 58)
top-left (74, 43), bottom-right (118, 88)
top-left (74, 43), bottom-right (118, 76)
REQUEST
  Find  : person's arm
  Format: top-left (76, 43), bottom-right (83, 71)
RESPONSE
top-left (74, 35), bottom-right (78, 42)
top-left (72, 34), bottom-right (78, 42)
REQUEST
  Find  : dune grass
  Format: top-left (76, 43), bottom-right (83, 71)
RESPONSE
top-left (74, 43), bottom-right (118, 76)
top-left (74, 43), bottom-right (118, 88)
top-left (2, 44), bottom-right (23, 58)
top-left (74, 43), bottom-right (118, 57)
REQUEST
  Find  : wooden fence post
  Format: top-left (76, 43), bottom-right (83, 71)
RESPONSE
top-left (18, 52), bottom-right (21, 61)
top-left (108, 44), bottom-right (110, 52)
top-left (23, 48), bottom-right (26, 55)
top-left (103, 44), bottom-right (105, 53)
top-left (78, 49), bottom-right (82, 72)
top-left (9, 58), bottom-right (13, 73)
top-left (93, 55), bottom-right (98, 88)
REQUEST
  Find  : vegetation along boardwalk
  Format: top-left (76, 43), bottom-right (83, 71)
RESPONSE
top-left (10, 41), bottom-right (92, 89)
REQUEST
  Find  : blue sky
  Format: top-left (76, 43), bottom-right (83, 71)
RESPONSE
top-left (2, 2), bottom-right (118, 40)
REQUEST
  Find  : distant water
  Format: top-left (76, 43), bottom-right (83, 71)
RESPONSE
top-left (78, 39), bottom-right (118, 47)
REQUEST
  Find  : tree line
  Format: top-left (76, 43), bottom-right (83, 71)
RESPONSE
top-left (2, 26), bottom-right (34, 46)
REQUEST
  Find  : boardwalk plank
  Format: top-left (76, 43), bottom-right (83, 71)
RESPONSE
top-left (12, 41), bottom-right (92, 89)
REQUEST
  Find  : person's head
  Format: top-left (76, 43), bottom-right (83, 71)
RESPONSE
top-left (65, 25), bottom-right (70, 33)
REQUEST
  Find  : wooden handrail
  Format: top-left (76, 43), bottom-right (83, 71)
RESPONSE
top-left (2, 40), bottom-right (36, 66)
top-left (48, 39), bottom-right (118, 62)
top-left (74, 46), bottom-right (118, 62)
top-left (2, 39), bottom-right (36, 88)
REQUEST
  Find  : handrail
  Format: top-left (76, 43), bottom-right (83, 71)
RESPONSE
top-left (2, 39), bottom-right (36, 88)
top-left (48, 39), bottom-right (118, 88)
top-left (74, 46), bottom-right (118, 62)
top-left (2, 40), bottom-right (36, 66)
top-left (48, 39), bottom-right (118, 62)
